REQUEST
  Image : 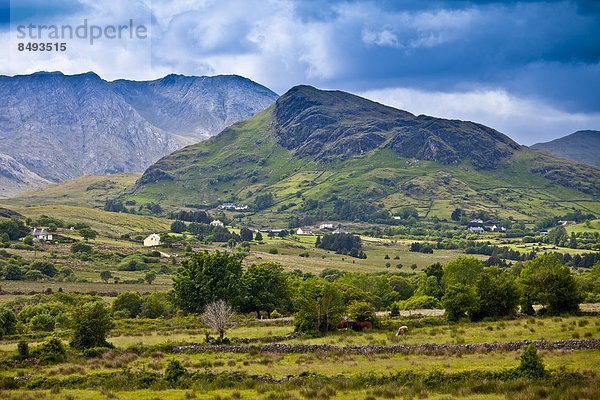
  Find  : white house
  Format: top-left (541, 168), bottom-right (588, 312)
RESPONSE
top-left (332, 228), bottom-right (348, 235)
top-left (490, 224), bottom-right (506, 232)
top-left (470, 218), bottom-right (484, 224)
top-left (210, 220), bottom-right (224, 227)
top-left (319, 222), bottom-right (334, 230)
top-left (296, 226), bottom-right (314, 235)
top-left (468, 226), bottom-right (485, 234)
top-left (144, 233), bottom-right (161, 247)
top-left (31, 228), bottom-right (53, 241)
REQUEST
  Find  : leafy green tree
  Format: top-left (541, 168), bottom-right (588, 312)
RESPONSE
top-left (415, 275), bottom-right (444, 300)
top-left (519, 254), bottom-right (582, 315)
top-left (23, 235), bottom-right (34, 245)
top-left (4, 265), bottom-right (23, 280)
top-left (173, 251), bottom-right (243, 313)
top-left (0, 219), bottom-right (29, 240)
top-left (79, 228), bottom-right (97, 241)
top-left (170, 220), bottom-right (186, 234)
top-left (386, 275), bottom-right (415, 300)
top-left (112, 292), bottom-right (142, 318)
top-left (139, 292), bottom-right (173, 318)
top-left (70, 302), bottom-right (114, 350)
top-left (346, 300), bottom-right (376, 323)
top-left (0, 306), bottom-right (17, 338)
top-left (443, 256), bottom-right (485, 287)
top-left (547, 226), bottom-right (568, 246)
top-left (0, 232), bottom-right (9, 243)
top-left (294, 279), bottom-right (344, 334)
top-left (240, 262), bottom-right (290, 318)
top-left (442, 284), bottom-right (479, 321)
top-left (254, 192), bottom-right (274, 210)
top-left (240, 227), bottom-right (254, 242)
top-left (100, 270), bottom-right (112, 283)
top-left (254, 232), bottom-right (263, 241)
top-left (30, 261), bottom-right (58, 277)
top-left (473, 266), bottom-right (520, 320)
top-left (145, 271), bottom-right (157, 285)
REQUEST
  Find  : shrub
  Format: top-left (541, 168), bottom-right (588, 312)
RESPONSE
top-left (112, 292), bottom-right (142, 318)
top-left (31, 337), bottom-right (67, 363)
top-left (269, 248), bottom-right (279, 254)
top-left (16, 340), bottom-right (29, 360)
top-left (164, 359), bottom-right (187, 383)
top-left (82, 347), bottom-right (112, 358)
top-left (397, 295), bottom-right (441, 310)
top-left (518, 344), bottom-right (546, 379)
top-left (0, 306), bottom-right (17, 338)
top-left (29, 313), bottom-right (56, 331)
top-left (71, 242), bottom-right (93, 254)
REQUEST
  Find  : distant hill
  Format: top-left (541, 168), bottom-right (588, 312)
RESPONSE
top-left (531, 130), bottom-right (600, 167)
top-left (128, 85), bottom-right (600, 223)
top-left (0, 72), bottom-right (277, 198)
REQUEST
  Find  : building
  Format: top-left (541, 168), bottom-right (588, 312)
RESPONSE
top-left (559, 220), bottom-right (576, 226)
top-left (490, 224), bottom-right (506, 232)
top-left (319, 222), bottom-right (334, 230)
top-left (332, 228), bottom-right (348, 235)
top-left (296, 226), bottom-right (314, 235)
top-left (31, 228), bottom-right (53, 241)
top-left (468, 226), bottom-right (485, 234)
top-left (144, 233), bottom-right (161, 247)
top-left (470, 218), bottom-right (484, 224)
top-left (210, 220), bottom-right (224, 227)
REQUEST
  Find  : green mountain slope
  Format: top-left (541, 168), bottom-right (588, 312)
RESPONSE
top-left (531, 130), bottom-right (600, 167)
top-left (128, 86), bottom-right (600, 223)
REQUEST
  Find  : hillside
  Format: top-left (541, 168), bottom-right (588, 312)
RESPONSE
top-left (1, 173), bottom-right (140, 209)
top-left (531, 130), bottom-right (600, 167)
top-left (0, 72), bottom-right (277, 197)
top-left (129, 86), bottom-right (600, 223)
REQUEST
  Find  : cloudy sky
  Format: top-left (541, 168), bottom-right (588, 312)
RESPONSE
top-left (1, 0), bottom-right (599, 145)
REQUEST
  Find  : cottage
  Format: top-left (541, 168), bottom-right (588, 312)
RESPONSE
top-left (332, 228), bottom-right (348, 235)
top-left (319, 222), bottom-right (334, 230)
top-left (144, 233), bottom-right (161, 247)
top-left (31, 228), bottom-right (53, 241)
top-left (210, 220), bottom-right (224, 227)
top-left (296, 226), bottom-right (314, 235)
top-left (559, 220), bottom-right (576, 226)
top-left (490, 224), bottom-right (506, 232)
top-left (468, 226), bottom-right (485, 234)
top-left (470, 218), bottom-right (484, 224)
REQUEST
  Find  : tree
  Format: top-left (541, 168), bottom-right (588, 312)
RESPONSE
top-left (241, 263), bottom-right (290, 318)
top-left (547, 226), bottom-right (568, 246)
top-left (443, 256), bottom-right (485, 287)
top-left (254, 232), bottom-right (263, 241)
top-left (254, 192), bottom-right (274, 210)
top-left (346, 300), bottom-right (376, 324)
top-left (23, 235), bottom-right (34, 245)
top-left (164, 359), bottom-right (187, 383)
top-left (415, 275), bottom-right (444, 300)
top-left (70, 301), bottom-right (114, 350)
top-left (79, 228), bottom-right (97, 241)
top-left (201, 300), bottom-right (236, 342)
top-left (240, 227), bottom-right (254, 242)
top-left (519, 254), bottom-right (582, 315)
top-left (30, 261), bottom-right (58, 277)
top-left (0, 306), bottom-right (17, 338)
top-left (100, 270), bottom-right (113, 283)
top-left (442, 284), bottom-right (479, 321)
top-left (473, 266), bottom-right (520, 320)
top-left (173, 251), bottom-right (243, 313)
top-left (170, 220), bottom-right (186, 234)
top-left (112, 292), bottom-right (142, 318)
top-left (451, 208), bottom-right (465, 221)
top-left (145, 271), bottom-right (157, 285)
top-left (294, 279), bottom-right (344, 334)
top-left (0, 218), bottom-right (29, 240)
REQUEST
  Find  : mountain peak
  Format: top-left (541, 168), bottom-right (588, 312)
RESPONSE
top-left (531, 130), bottom-right (600, 167)
top-left (273, 85), bottom-right (519, 168)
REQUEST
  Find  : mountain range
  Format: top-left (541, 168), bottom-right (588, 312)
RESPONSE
top-left (531, 130), bottom-right (600, 167)
top-left (128, 85), bottom-right (600, 224)
top-left (0, 71), bottom-right (277, 198)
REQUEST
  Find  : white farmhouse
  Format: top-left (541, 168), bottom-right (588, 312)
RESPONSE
top-left (210, 220), bottom-right (224, 227)
top-left (31, 228), bottom-right (53, 241)
top-left (296, 226), bottom-right (314, 235)
top-left (144, 233), bottom-right (161, 247)
top-left (319, 222), bottom-right (334, 230)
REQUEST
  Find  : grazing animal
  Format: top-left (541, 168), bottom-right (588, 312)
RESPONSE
top-left (356, 321), bottom-right (373, 331)
top-left (396, 326), bottom-right (409, 336)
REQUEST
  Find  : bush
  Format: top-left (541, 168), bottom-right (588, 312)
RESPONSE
top-left (164, 359), bottom-right (187, 383)
top-left (269, 248), bottom-right (278, 254)
top-left (112, 292), bottom-right (142, 318)
top-left (518, 344), bottom-right (546, 378)
top-left (31, 337), bottom-right (67, 364)
top-left (397, 295), bottom-right (441, 310)
top-left (0, 306), bottom-right (17, 338)
top-left (16, 340), bottom-right (29, 360)
top-left (29, 313), bottom-right (56, 332)
top-left (71, 242), bottom-right (93, 254)
top-left (82, 347), bottom-right (112, 358)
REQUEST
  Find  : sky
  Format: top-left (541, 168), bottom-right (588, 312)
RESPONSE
top-left (1, 0), bottom-right (599, 145)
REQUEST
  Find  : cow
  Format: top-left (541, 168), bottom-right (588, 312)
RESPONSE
top-left (396, 326), bottom-right (409, 336)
